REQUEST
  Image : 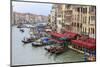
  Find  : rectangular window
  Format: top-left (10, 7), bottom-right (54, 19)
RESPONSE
top-left (85, 16), bottom-right (87, 23)
top-left (91, 16), bottom-right (95, 21)
top-left (89, 16), bottom-right (90, 24)
top-left (90, 6), bottom-right (96, 12)
top-left (77, 8), bottom-right (80, 12)
top-left (83, 8), bottom-right (87, 13)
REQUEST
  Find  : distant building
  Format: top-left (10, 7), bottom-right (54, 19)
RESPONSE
top-left (49, 5), bottom-right (57, 32)
top-left (12, 12), bottom-right (48, 25)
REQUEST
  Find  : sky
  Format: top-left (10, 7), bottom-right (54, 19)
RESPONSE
top-left (12, 1), bottom-right (53, 16)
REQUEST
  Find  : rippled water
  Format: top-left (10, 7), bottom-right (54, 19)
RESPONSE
top-left (12, 25), bottom-right (85, 66)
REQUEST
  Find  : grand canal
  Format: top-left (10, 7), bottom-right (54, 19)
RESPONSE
top-left (12, 25), bottom-right (85, 66)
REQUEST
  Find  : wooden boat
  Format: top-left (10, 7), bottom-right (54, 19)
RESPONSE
top-left (44, 46), bottom-right (67, 54)
top-left (54, 47), bottom-right (65, 54)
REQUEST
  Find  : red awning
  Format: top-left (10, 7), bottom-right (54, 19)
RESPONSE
top-left (48, 32), bottom-right (66, 38)
top-left (79, 35), bottom-right (96, 44)
top-left (48, 31), bottom-right (77, 39)
top-left (86, 38), bottom-right (96, 44)
top-left (71, 40), bottom-right (96, 49)
top-left (64, 32), bottom-right (77, 39)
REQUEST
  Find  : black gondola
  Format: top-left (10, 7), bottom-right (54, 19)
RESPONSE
top-left (22, 40), bottom-right (32, 43)
top-left (20, 29), bottom-right (24, 32)
top-left (22, 38), bottom-right (34, 44)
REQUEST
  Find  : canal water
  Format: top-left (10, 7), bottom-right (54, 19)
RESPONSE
top-left (12, 25), bottom-right (85, 66)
